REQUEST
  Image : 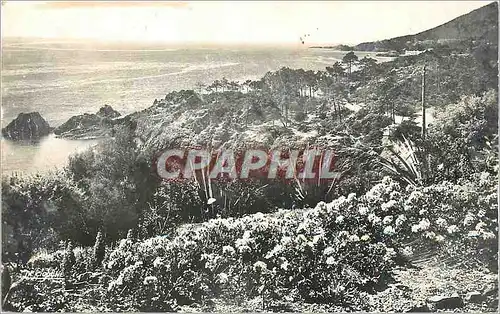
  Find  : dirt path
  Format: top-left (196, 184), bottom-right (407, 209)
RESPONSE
top-left (367, 260), bottom-right (498, 312)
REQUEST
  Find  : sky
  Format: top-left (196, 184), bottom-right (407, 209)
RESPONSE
top-left (1, 1), bottom-right (493, 46)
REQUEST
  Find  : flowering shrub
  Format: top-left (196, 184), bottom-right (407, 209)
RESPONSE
top-left (354, 174), bottom-right (498, 268)
top-left (7, 171), bottom-right (496, 311)
top-left (4, 275), bottom-right (66, 312)
top-left (27, 249), bottom-right (63, 269)
top-left (103, 196), bottom-right (398, 310)
top-left (99, 173), bottom-right (497, 311)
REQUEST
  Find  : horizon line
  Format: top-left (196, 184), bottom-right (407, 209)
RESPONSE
top-left (1, 36), bottom-right (352, 48)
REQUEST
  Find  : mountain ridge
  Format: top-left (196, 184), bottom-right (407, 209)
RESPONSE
top-left (327, 2), bottom-right (498, 52)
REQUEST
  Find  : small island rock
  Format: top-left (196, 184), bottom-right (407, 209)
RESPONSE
top-left (2, 112), bottom-right (52, 140)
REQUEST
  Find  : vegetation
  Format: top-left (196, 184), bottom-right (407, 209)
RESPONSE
top-left (1, 7), bottom-right (498, 310)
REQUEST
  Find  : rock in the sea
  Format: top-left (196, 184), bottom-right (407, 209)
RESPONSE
top-left (427, 293), bottom-right (463, 310)
top-left (1, 112), bottom-right (52, 140)
top-left (54, 105), bottom-right (121, 139)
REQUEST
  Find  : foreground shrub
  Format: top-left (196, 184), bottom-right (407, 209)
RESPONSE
top-left (5, 172), bottom-right (496, 312)
top-left (356, 174), bottom-right (498, 269)
top-left (1, 173), bottom-right (86, 263)
top-left (104, 193), bottom-right (397, 311)
top-left (101, 173), bottom-right (497, 311)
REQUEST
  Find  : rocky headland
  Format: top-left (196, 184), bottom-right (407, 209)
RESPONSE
top-left (53, 105), bottom-right (122, 139)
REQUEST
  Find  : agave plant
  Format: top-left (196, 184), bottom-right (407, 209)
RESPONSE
top-left (377, 136), bottom-right (426, 186)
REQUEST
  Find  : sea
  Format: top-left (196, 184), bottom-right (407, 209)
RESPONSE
top-left (1, 38), bottom-right (392, 175)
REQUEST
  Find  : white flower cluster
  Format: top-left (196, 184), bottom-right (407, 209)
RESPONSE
top-left (446, 225), bottom-right (459, 234)
top-left (411, 218), bottom-right (431, 232)
top-left (382, 215), bottom-right (393, 225)
top-left (395, 214), bottom-right (407, 227)
top-left (436, 218), bottom-right (448, 228)
top-left (217, 272), bottom-right (229, 284)
top-left (143, 275), bottom-right (158, 286)
top-left (222, 245), bottom-right (236, 256)
top-left (253, 261), bottom-right (267, 273)
top-left (381, 200), bottom-right (397, 212)
top-left (383, 226), bottom-right (395, 236)
top-left (265, 244), bottom-right (283, 259)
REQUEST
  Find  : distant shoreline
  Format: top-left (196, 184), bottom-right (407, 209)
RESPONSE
top-left (309, 45), bottom-right (354, 51)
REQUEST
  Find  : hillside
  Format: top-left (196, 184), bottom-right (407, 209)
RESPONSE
top-left (2, 52), bottom-right (498, 314)
top-left (1, 3), bottom-right (498, 311)
top-left (353, 2), bottom-right (498, 52)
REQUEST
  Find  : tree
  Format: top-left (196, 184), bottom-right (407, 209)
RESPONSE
top-left (195, 82), bottom-right (206, 94)
top-left (220, 77), bottom-right (229, 92)
top-left (424, 90), bottom-right (498, 180)
top-left (321, 71), bottom-right (348, 122)
top-left (326, 62), bottom-right (344, 82)
top-left (262, 68), bottom-right (301, 127)
top-left (295, 68), bottom-right (307, 96)
top-left (243, 79), bottom-right (253, 92)
top-left (229, 80), bottom-right (240, 92)
top-left (208, 80), bottom-right (221, 93)
top-left (2, 172), bottom-right (88, 261)
top-left (304, 70), bottom-right (318, 98)
top-left (66, 124), bottom-right (161, 242)
top-left (249, 79), bottom-right (266, 93)
top-left (358, 56), bottom-right (378, 78)
top-left (92, 230), bottom-right (105, 269)
top-left (342, 51), bottom-right (358, 79)
top-left (377, 70), bottom-right (400, 123)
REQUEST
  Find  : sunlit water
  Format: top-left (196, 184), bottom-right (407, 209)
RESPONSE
top-left (1, 39), bottom-right (393, 175)
top-left (1, 135), bottom-right (100, 176)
